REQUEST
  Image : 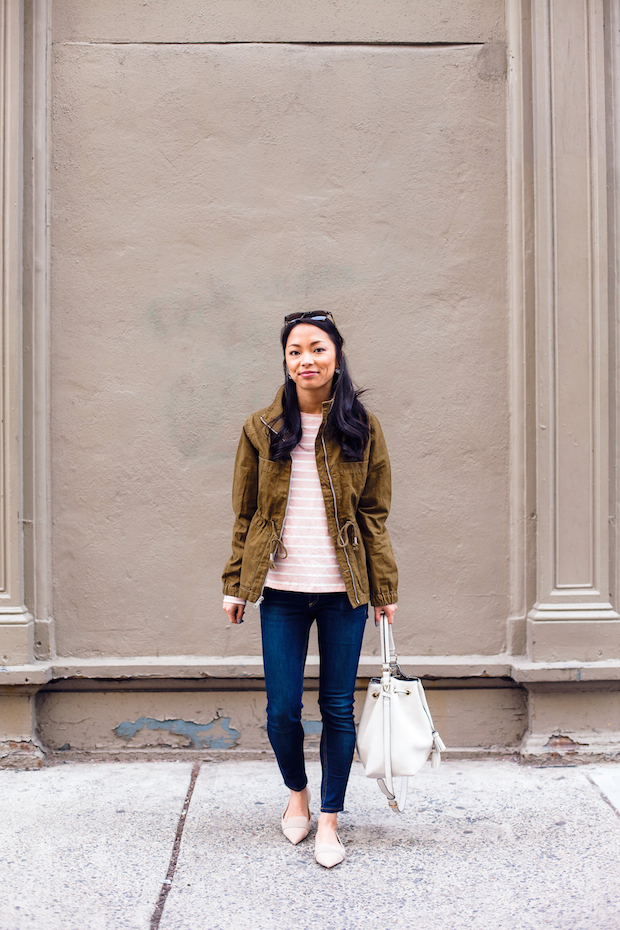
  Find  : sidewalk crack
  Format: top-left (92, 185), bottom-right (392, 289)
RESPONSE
top-left (584, 772), bottom-right (620, 821)
top-left (150, 761), bottom-right (201, 929)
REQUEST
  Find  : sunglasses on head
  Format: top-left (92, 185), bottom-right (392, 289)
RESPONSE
top-left (284, 310), bottom-right (336, 325)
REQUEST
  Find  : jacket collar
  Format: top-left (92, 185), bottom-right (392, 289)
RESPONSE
top-left (262, 384), bottom-right (335, 432)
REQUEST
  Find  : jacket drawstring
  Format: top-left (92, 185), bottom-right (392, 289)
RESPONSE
top-left (337, 520), bottom-right (359, 551)
top-left (268, 520), bottom-right (288, 565)
top-left (253, 520), bottom-right (288, 610)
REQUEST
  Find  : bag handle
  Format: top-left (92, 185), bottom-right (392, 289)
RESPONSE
top-left (380, 609), bottom-right (397, 666)
top-left (378, 612), bottom-right (408, 812)
top-left (376, 613), bottom-right (445, 812)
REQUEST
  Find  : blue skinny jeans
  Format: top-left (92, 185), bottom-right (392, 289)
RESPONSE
top-left (260, 587), bottom-right (368, 813)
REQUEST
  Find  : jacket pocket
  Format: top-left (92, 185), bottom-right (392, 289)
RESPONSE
top-left (257, 456), bottom-right (288, 516)
top-left (328, 460), bottom-right (369, 512)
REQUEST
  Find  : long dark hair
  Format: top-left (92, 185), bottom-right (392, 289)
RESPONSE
top-left (268, 318), bottom-right (369, 461)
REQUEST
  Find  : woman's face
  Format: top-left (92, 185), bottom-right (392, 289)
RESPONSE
top-left (285, 323), bottom-right (338, 393)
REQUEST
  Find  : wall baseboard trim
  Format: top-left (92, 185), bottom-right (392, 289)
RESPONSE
top-left (5, 653), bottom-right (620, 686)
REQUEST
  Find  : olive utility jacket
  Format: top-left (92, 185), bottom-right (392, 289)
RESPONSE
top-left (222, 387), bottom-right (399, 609)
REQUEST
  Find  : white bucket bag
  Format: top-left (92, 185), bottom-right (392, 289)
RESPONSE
top-left (356, 613), bottom-right (446, 812)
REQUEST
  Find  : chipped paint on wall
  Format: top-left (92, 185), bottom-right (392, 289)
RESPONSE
top-left (302, 720), bottom-right (322, 737)
top-left (114, 715), bottom-right (241, 749)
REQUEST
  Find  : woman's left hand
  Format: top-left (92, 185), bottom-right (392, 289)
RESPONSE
top-left (374, 604), bottom-right (397, 626)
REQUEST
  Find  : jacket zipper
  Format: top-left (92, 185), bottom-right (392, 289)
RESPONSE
top-left (321, 431), bottom-right (360, 605)
top-left (260, 416), bottom-right (275, 433)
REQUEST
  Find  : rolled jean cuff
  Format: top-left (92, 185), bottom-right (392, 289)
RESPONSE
top-left (285, 778), bottom-right (308, 792)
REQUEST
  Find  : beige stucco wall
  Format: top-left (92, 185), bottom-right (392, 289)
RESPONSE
top-left (50, 3), bottom-right (509, 661)
top-left (52, 0), bottom-right (505, 44)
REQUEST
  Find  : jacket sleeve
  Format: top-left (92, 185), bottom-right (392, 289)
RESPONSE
top-left (356, 415), bottom-right (399, 607)
top-left (222, 423), bottom-right (259, 598)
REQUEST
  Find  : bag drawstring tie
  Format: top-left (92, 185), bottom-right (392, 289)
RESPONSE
top-left (431, 730), bottom-right (446, 769)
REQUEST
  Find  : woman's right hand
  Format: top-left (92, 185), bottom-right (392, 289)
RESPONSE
top-left (224, 602), bottom-right (246, 624)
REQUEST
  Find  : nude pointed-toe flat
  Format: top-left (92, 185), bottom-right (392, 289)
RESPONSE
top-left (281, 788), bottom-right (312, 845)
top-left (314, 832), bottom-right (345, 869)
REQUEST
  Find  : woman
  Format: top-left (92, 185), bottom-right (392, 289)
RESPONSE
top-left (222, 310), bottom-right (398, 868)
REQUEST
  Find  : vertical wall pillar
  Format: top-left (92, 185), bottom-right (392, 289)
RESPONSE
top-left (0, 0), bottom-right (33, 665)
top-left (22, 0), bottom-right (53, 660)
top-left (507, 0), bottom-right (536, 657)
top-left (527, 0), bottom-right (620, 661)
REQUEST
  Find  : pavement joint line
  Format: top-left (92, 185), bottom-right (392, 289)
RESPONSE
top-left (584, 772), bottom-right (620, 821)
top-left (150, 761), bottom-right (201, 929)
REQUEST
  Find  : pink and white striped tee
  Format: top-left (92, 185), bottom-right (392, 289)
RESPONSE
top-left (263, 412), bottom-right (346, 594)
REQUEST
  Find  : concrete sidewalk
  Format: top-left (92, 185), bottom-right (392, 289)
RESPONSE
top-left (1, 759), bottom-right (619, 930)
